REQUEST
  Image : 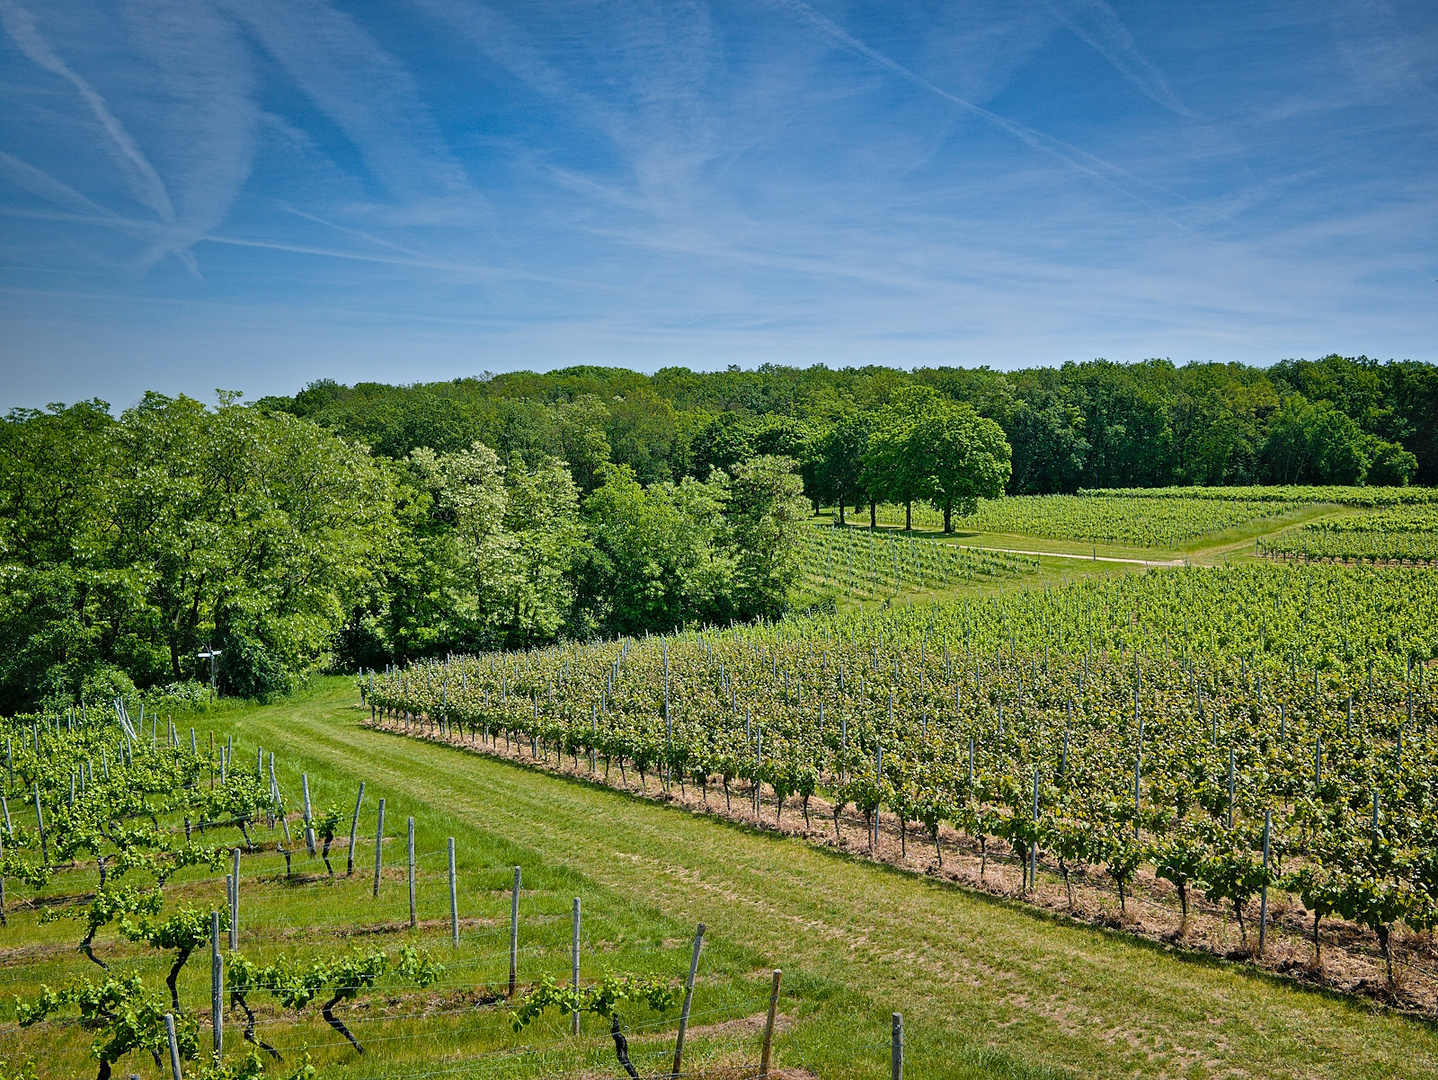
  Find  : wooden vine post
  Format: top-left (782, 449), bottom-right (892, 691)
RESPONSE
top-left (571, 897), bottom-right (582, 1035)
top-left (164, 1013), bottom-right (182, 1080)
top-left (670, 922), bottom-right (705, 1078)
top-left (759, 968), bottom-right (782, 1077)
top-left (211, 909), bottom-right (223, 1056)
top-left (408, 817), bottom-right (417, 928)
top-left (891, 1012), bottom-right (904, 1080)
top-left (346, 782), bottom-right (364, 876)
top-left (448, 837), bottom-right (459, 947)
top-left (228, 848), bottom-right (240, 950)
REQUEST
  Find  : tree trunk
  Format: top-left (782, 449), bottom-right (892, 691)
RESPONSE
top-left (838, 501), bottom-right (845, 525)
top-left (236, 993), bottom-right (282, 1059)
top-left (905, 501), bottom-right (912, 531)
top-left (81, 924), bottom-right (107, 969)
top-left (870, 500), bottom-right (876, 529)
top-left (943, 500), bottom-right (952, 533)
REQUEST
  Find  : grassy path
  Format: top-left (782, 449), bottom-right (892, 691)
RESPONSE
top-left (237, 683), bottom-right (1438, 1080)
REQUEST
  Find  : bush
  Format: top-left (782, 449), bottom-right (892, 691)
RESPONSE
top-left (216, 614), bottom-right (294, 701)
top-left (142, 680), bottom-right (212, 710)
top-left (39, 661), bottom-right (137, 712)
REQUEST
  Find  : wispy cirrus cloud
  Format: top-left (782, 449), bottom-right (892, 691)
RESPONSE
top-left (220, 0), bottom-right (481, 222)
top-left (764, 0), bottom-right (1185, 215)
top-left (1048, 0), bottom-right (1197, 119)
top-left (0, 0), bottom-right (176, 224)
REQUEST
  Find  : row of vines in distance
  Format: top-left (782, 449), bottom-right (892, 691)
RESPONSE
top-left (367, 563), bottom-right (1438, 989)
top-left (799, 526), bottom-right (1035, 597)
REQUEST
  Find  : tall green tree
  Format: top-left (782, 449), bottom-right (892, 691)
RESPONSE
top-left (108, 393), bottom-right (394, 697)
top-left (908, 400), bottom-right (1012, 532)
top-left (811, 414), bottom-right (875, 525)
top-left (723, 455), bottom-right (810, 620)
top-left (0, 394), bottom-right (394, 709)
top-left (576, 465), bottom-right (733, 635)
top-left (386, 443), bottom-right (583, 653)
top-left (863, 387), bottom-right (935, 531)
top-left (1263, 395), bottom-right (1372, 484)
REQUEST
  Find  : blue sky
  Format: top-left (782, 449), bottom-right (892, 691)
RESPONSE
top-left (0, 0), bottom-right (1434, 410)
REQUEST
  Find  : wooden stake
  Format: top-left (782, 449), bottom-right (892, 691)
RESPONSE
top-left (228, 849), bottom-right (240, 950)
top-left (1259, 809), bottom-right (1271, 955)
top-left (346, 782), bottom-right (364, 876)
top-left (759, 969), bottom-right (782, 1077)
top-left (671, 923), bottom-right (705, 1078)
top-left (891, 1012), bottom-right (904, 1080)
top-left (571, 897), bottom-right (582, 1035)
top-left (164, 1013), bottom-right (183, 1080)
top-left (408, 817), bottom-right (417, 929)
top-left (211, 910), bottom-right (223, 1056)
top-left (33, 783), bottom-right (47, 865)
top-left (301, 774), bottom-right (315, 856)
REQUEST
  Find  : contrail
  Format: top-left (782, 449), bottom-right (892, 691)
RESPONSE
top-left (1049, 0), bottom-right (1198, 120)
top-left (767, 0), bottom-right (1160, 205)
top-left (0, 0), bottom-right (176, 224)
top-left (0, 151), bottom-right (123, 219)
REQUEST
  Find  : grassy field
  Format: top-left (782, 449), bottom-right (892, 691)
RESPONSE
top-left (7, 678), bottom-right (1437, 1080)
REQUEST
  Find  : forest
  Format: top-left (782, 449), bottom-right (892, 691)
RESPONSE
top-left (258, 353), bottom-right (1434, 492)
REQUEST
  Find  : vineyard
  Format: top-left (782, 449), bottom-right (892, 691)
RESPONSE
top-left (1261, 505), bottom-right (1438, 565)
top-left (946, 493), bottom-right (1304, 546)
top-left (9, 524), bottom-right (1438, 1078)
top-left (1085, 485), bottom-right (1438, 507)
top-left (845, 487), bottom-right (1438, 550)
top-left (364, 562), bottom-right (1438, 1010)
top-left (798, 527), bottom-right (1036, 598)
top-left (0, 706), bottom-right (788, 1079)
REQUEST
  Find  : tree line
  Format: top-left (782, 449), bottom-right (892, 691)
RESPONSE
top-left (258, 353), bottom-right (1436, 495)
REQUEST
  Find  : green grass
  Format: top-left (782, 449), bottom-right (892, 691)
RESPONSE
top-left (7, 678), bottom-right (1435, 1079)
